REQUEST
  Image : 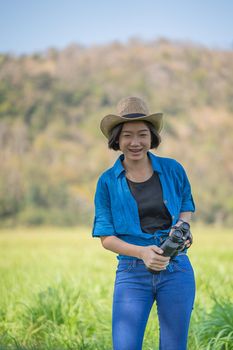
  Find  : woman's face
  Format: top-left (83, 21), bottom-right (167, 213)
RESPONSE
top-left (118, 121), bottom-right (151, 161)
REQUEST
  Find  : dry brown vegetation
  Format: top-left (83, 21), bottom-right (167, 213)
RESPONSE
top-left (0, 39), bottom-right (232, 226)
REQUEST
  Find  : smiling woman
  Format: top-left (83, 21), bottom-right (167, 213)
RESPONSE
top-left (92, 96), bottom-right (195, 350)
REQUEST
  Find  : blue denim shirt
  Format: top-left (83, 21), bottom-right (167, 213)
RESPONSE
top-left (92, 151), bottom-right (195, 259)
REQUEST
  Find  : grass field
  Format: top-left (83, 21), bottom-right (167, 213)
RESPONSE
top-left (0, 225), bottom-right (233, 350)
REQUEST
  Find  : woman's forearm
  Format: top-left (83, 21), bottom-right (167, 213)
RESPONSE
top-left (177, 212), bottom-right (192, 225)
top-left (100, 235), bottom-right (169, 270)
top-left (100, 235), bottom-right (145, 259)
top-left (100, 213), bottom-right (192, 259)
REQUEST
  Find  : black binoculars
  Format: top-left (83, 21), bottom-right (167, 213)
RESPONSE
top-left (148, 222), bottom-right (192, 274)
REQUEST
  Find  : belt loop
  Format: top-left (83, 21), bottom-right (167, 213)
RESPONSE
top-left (132, 260), bottom-right (137, 267)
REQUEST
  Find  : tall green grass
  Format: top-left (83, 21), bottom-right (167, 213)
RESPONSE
top-left (0, 226), bottom-right (232, 349)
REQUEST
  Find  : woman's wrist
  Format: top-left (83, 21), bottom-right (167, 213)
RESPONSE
top-left (176, 212), bottom-right (192, 226)
top-left (176, 218), bottom-right (189, 227)
top-left (136, 246), bottom-right (146, 260)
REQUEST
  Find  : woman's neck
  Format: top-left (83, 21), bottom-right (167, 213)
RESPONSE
top-left (122, 154), bottom-right (153, 180)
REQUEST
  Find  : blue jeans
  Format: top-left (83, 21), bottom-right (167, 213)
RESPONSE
top-left (112, 254), bottom-right (195, 350)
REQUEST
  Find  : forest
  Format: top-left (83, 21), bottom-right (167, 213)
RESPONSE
top-left (0, 38), bottom-right (232, 227)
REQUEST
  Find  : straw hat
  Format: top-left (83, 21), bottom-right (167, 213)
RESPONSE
top-left (100, 96), bottom-right (163, 138)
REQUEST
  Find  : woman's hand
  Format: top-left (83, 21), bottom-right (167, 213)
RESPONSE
top-left (139, 245), bottom-right (170, 271)
top-left (184, 231), bottom-right (193, 248)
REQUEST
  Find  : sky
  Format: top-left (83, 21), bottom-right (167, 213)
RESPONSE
top-left (0, 0), bottom-right (232, 54)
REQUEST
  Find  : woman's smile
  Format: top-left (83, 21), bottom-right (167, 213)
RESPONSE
top-left (128, 148), bottom-right (143, 153)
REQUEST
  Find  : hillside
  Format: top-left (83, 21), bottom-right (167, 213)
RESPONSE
top-left (0, 38), bottom-right (232, 226)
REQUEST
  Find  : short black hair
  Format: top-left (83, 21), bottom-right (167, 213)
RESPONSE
top-left (108, 120), bottom-right (161, 151)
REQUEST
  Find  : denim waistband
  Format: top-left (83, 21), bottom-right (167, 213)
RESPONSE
top-left (117, 252), bottom-right (187, 262)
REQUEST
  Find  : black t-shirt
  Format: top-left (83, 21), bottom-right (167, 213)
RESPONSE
top-left (126, 172), bottom-right (172, 234)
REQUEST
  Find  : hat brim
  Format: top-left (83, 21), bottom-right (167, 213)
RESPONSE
top-left (100, 113), bottom-right (163, 139)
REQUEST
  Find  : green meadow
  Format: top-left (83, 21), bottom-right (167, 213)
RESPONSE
top-left (0, 226), bottom-right (233, 350)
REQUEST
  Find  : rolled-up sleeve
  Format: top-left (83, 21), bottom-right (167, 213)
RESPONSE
top-left (92, 176), bottom-right (116, 237)
top-left (180, 165), bottom-right (195, 212)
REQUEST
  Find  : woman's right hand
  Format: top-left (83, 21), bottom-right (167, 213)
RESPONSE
top-left (139, 245), bottom-right (170, 271)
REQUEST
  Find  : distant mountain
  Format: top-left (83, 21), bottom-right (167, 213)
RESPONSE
top-left (0, 39), bottom-right (232, 226)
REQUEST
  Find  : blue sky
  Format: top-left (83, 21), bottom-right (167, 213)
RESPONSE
top-left (0, 0), bottom-right (232, 54)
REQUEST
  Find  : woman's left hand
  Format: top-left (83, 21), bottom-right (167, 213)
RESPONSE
top-left (184, 231), bottom-right (193, 248)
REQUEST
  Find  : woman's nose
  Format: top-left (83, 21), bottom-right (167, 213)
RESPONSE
top-left (130, 136), bottom-right (140, 145)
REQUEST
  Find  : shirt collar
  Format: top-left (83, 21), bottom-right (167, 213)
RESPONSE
top-left (113, 151), bottom-right (162, 178)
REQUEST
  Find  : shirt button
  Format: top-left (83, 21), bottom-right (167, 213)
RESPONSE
top-left (172, 215), bottom-right (175, 219)
top-left (164, 199), bottom-right (168, 204)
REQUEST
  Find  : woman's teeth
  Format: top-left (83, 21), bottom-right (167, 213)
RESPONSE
top-left (129, 149), bottom-right (142, 153)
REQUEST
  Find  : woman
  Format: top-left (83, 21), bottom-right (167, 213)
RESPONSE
top-left (92, 96), bottom-right (195, 350)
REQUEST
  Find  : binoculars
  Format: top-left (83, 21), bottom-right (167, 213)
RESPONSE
top-left (147, 222), bottom-right (192, 274)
